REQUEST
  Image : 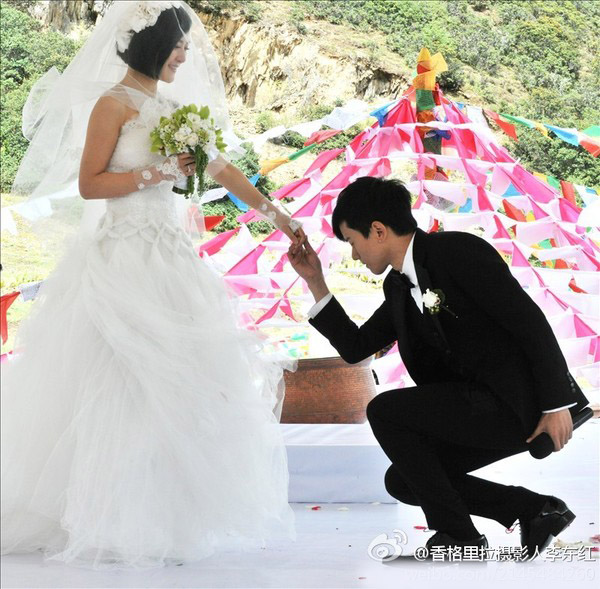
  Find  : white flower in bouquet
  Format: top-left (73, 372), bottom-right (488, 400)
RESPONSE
top-left (150, 103), bottom-right (227, 198)
top-left (187, 113), bottom-right (202, 129)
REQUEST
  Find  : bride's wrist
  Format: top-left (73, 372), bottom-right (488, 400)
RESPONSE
top-left (132, 166), bottom-right (163, 190)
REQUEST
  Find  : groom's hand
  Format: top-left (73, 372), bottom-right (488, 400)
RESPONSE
top-left (288, 239), bottom-right (330, 302)
top-left (526, 409), bottom-right (573, 452)
top-left (288, 238), bottom-right (323, 282)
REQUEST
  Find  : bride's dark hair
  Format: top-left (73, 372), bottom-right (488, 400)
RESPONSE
top-left (117, 6), bottom-right (192, 79)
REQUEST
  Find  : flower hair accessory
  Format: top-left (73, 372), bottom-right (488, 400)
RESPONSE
top-left (116, 1), bottom-right (182, 52)
top-left (422, 288), bottom-right (458, 318)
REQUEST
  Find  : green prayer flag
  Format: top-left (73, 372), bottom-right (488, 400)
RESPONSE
top-left (547, 175), bottom-right (561, 190)
top-left (582, 125), bottom-right (600, 137)
top-left (499, 113), bottom-right (535, 128)
top-left (416, 89), bottom-right (436, 112)
top-left (423, 135), bottom-right (442, 155)
top-left (288, 144), bottom-right (318, 161)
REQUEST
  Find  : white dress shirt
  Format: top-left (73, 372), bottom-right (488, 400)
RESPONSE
top-left (307, 232), bottom-right (574, 413)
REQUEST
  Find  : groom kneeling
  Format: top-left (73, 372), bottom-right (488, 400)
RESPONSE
top-left (288, 176), bottom-right (588, 558)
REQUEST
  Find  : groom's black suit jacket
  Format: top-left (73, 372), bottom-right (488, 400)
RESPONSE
top-left (309, 228), bottom-right (588, 433)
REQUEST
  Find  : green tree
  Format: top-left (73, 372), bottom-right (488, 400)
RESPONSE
top-left (1, 4), bottom-right (82, 191)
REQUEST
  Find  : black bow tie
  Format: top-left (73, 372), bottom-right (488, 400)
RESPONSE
top-left (388, 270), bottom-right (415, 290)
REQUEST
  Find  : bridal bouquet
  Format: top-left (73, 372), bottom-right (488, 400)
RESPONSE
top-left (150, 104), bottom-right (227, 197)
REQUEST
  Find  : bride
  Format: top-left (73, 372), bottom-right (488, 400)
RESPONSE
top-left (1, 1), bottom-right (302, 569)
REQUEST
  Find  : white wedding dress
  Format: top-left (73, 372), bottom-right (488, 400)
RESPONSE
top-left (1, 92), bottom-right (295, 569)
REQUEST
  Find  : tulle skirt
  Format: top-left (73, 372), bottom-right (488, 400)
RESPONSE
top-left (1, 214), bottom-right (296, 569)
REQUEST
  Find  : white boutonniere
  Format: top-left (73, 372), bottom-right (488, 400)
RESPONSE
top-left (423, 288), bottom-right (458, 318)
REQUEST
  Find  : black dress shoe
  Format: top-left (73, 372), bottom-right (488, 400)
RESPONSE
top-left (425, 531), bottom-right (488, 557)
top-left (520, 496), bottom-right (575, 560)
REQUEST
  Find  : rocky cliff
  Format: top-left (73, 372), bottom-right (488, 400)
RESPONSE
top-left (200, 8), bottom-right (409, 114)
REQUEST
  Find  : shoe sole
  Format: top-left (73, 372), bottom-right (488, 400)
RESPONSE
top-left (526, 510), bottom-right (576, 560)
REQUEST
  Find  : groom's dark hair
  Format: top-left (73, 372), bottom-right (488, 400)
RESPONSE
top-left (117, 6), bottom-right (192, 80)
top-left (332, 177), bottom-right (417, 240)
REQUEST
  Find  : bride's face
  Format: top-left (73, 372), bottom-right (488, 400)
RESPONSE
top-left (159, 37), bottom-right (189, 83)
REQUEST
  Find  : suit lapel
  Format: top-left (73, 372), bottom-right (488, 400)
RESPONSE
top-left (412, 230), bottom-right (450, 350)
top-left (382, 271), bottom-right (415, 368)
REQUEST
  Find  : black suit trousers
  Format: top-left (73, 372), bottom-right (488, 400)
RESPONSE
top-left (366, 381), bottom-right (548, 537)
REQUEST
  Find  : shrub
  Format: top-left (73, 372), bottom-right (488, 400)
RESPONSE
top-left (255, 110), bottom-right (278, 133)
top-left (438, 62), bottom-right (465, 93)
top-left (0, 4), bottom-right (81, 191)
top-left (508, 132), bottom-right (600, 191)
top-left (188, 0), bottom-right (262, 22)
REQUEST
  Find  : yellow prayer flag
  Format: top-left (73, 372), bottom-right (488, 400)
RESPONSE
top-left (259, 157), bottom-right (289, 176)
top-left (414, 71), bottom-right (437, 91)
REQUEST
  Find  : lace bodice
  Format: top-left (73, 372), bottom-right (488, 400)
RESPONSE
top-left (105, 93), bottom-right (180, 226)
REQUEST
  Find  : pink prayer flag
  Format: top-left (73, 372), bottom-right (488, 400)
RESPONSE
top-left (279, 298), bottom-right (296, 321)
top-left (263, 228), bottom-right (286, 242)
top-left (443, 101), bottom-right (470, 125)
top-left (368, 157), bottom-right (391, 177)
top-left (579, 250), bottom-right (600, 271)
top-left (304, 129), bottom-right (342, 147)
top-left (272, 176), bottom-right (313, 200)
top-left (384, 99), bottom-right (415, 126)
top-left (321, 217), bottom-right (335, 238)
top-left (476, 187), bottom-right (495, 212)
top-left (303, 148), bottom-right (344, 177)
top-left (547, 288), bottom-right (572, 312)
top-left (573, 315), bottom-right (597, 338)
top-left (198, 227), bottom-right (240, 256)
top-left (224, 279), bottom-right (258, 297)
top-left (411, 128), bottom-right (425, 153)
top-left (322, 200), bottom-right (334, 215)
top-left (526, 196), bottom-right (550, 219)
top-left (511, 243), bottom-right (531, 267)
top-left (255, 300), bottom-right (281, 324)
top-left (557, 227), bottom-right (594, 257)
top-left (237, 209), bottom-right (260, 224)
top-left (294, 193), bottom-right (323, 217)
top-left (225, 246), bottom-right (266, 276)
top-left (461, 159), bottom-right (488, 187)
top-left (558, 198), bottom-right (582, 223)
top-left (387, 126), bottom-right (412, 155)
top-left (488, 143), bottom-right (516, 164)
top-left (593, 337), bottom-right (600, 363)
top-left (453, 129), bottom-right (478, 160)
top-left (271, 252), bottom-right (288, 273)
top-left (326, 164), bottom-right (361, 190)
top-left (492, 215), bottom-right (512, 239)
top-left (412, 185), bottom-right (427, 209)
top-left (348, 128), bottom-right (370, 154)
top-left (511, 164), bottom-right (556, 204)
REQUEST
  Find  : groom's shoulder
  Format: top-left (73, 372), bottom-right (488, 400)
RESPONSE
top-left (426, 230), bottom-right (492, 254)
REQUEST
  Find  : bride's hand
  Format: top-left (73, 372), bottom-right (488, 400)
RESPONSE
top-left (176, 153), bottom-right (196, 177)
top-left (276, 213), bottom-right (306, 247)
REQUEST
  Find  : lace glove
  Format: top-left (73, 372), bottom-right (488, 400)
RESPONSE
top-left (132, 155), bottom-right (187, 190)
top-left (258, 199), bottom-right (302, 233)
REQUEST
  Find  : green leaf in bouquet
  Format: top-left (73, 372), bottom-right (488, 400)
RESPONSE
top-left (199, 105), bottom-right (210, 119)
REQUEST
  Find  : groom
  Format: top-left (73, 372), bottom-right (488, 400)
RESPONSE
top-left (288, 176), bottom-right (588, 557)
